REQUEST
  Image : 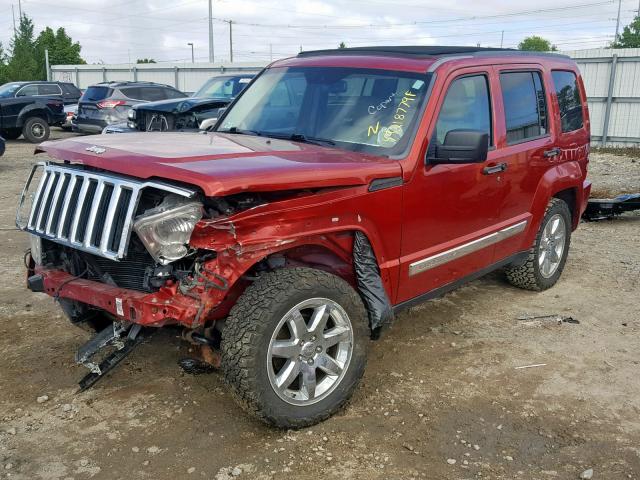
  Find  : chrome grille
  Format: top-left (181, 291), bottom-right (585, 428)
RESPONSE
top-left (17, 163), bottom-right (195, 261)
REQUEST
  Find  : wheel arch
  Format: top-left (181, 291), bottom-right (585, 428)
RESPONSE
top-left (18, 107), bottom-right (50, 127)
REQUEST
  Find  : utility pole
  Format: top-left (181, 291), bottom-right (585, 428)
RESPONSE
top-left (188, 42), bottom-right (194, 63)
top-left (45, 49), bottom-right (50, 81)
top-left (208, 0), bottom-right (214, 63)
top-left (11, 5), bottom-right (16, 36)
top-left (500, 30), bottom-right (504, 48)
top-left (226, 20), bottom-right (233, 63)
top-left (18, 0), bottom-right (22, 18)
top-left (614, 0), bottom-right (622, 43)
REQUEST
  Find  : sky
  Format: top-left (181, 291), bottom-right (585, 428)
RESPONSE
top-left (0, 0), bottom-right (639, 65)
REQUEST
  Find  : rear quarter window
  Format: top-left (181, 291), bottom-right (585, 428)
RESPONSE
top-left (122, 86), bottom-right (171, 101)
top-left (164, 88), bottom-right (188, 99)
top-left (551, 71), bottom-right (584, 133)
top-left (82, 86), bottom-right (113, 101)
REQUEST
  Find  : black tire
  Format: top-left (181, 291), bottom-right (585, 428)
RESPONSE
top-left (1, 128), bottom-right (21, 140)
top-left (22, 117), bottom-right (50, 143)
top-left (505, 198), bottom-right (572, 291)
top-left (221, 267), bottom-right (369, 428)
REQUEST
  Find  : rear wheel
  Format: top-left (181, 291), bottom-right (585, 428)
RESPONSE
top-left (221, 268), bottom-right (368, 428)
top-left (505, 198), bottom-right (572, 291)
top-left (22, 117), bottom-right (50, 143)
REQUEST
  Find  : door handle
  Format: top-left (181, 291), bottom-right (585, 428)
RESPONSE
top-left (543, 147), bottom-right (561, 158)
top-left (482, 162), bottom-right (507, 175)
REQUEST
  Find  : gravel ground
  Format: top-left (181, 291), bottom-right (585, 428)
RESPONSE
top-left (0, 131), bottom-right (639, 480)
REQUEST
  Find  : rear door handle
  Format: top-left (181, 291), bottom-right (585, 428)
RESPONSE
top-left (543, 147), bottom-right (561, 158)
top-left (482, 162), bottom-right (507, 175)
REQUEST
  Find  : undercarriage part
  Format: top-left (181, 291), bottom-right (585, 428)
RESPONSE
top-left (353, 231), bottom-right (394, 338)
top-left (76, 322), bottom-right (145, 391)
top-left (582, 193), bottom-right (640, 221)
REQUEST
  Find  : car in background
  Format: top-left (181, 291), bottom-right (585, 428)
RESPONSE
top-left (0, 81), bottom-right (82, 106)
top-left (105, 74), bottom-right (254, 133)
top-left (61, 104), bottom-right (77, 131)
top-left (74, 81), bottom-right (187, 134)
top-left (0, 82), bottom-right (65, 143)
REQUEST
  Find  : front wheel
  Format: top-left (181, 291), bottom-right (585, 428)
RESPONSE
top-left (221, 268), bottom-right (369, 428)
top-left (22, 117), bottom-right (50, 143)
top-left (505, 198), bottom-right (572, 291)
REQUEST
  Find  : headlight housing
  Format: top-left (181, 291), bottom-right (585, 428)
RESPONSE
top-left (30, 234), bottom-right (42, 265)
top-left (127, 109), bottom-right (136, 120)
top-left (133, 197), bottom-right (203, 265)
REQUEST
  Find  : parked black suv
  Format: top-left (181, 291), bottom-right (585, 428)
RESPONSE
top-left (126, 74), bottom-right (254, 132)
top-left (0, 82), bottom-right (66, 143)
top-left (74, 81), bottom-right (187, 134)
top-left (0, 81), bottom-right (82, 105)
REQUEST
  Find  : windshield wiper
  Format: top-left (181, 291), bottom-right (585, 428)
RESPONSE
top-left (223, 126), bottom-right (261, 136)
top-left (264, 132), bottom-right (336, 147)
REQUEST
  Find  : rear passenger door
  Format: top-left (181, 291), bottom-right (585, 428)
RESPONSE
top-left (490, 66), bottom-right (557, 261)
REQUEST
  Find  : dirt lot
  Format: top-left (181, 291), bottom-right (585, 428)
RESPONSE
top-left (0, 131), bottom-right (639, 480)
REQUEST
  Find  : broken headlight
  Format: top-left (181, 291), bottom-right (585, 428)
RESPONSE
top-left (133, 197), bottom-right (203, 265)
top-left (29, 234), bottom-right (42, 265)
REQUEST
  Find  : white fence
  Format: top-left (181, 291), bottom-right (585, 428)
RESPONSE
top-left (51, 62), bottom-right (266, 94)
top-left (52, 48), bottom-right (640, 146)
top-left (563, 48), bottom-right (640, 147)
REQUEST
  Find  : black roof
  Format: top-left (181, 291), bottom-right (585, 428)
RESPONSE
top-left (92, 80), bottom-right (175, 88)
top-left (8, 80), bottom-right (73, 85)
top-left (298, 45), bottom-right (569, 59)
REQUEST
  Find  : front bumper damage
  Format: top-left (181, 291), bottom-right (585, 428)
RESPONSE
top-left (29, 262), bottom-right (227, 328)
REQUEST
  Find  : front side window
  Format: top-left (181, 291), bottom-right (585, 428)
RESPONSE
top-left (552, 71), bottom-right (584, 133)
top-left (500, 71), bottom-right (548, 144)
top-left (219, 67), bottom-right (433, 156)
top-left (434, 75), bottom-right (492, 145)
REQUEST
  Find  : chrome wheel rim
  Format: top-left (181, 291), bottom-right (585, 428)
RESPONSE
top-left (538, 213), bottom-right (566, 278)
top-left (31, 122), bottom-right (45, 139)
top-left (267, 298), bottom-right (353, 406)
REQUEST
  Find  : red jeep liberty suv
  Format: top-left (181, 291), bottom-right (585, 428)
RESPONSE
top-left (17, 46), bottom-right (591, 428)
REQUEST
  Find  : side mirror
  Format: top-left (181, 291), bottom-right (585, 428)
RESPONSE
top-left (429, 129), bottom-right (488, 165)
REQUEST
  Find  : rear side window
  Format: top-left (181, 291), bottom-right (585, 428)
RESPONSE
top-left (82, 86), bottom-right (112, 101)
top-left (61, 83), bottom-right (82, 96)
top-left (16, 85), bottom-right (39, 97)
top-left (551, 71), bottom-right (584, 133)
top-left (38, 84), bottom-right (62, 95)
top-left (122, 86), bottom-right (170, 101)
top-left (500, 71), bottom-right (547, 144)
top-left (434, 75), bottom-right (492, 145)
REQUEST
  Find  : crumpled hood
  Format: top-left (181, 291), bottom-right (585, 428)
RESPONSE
top-left (37, 132), bottom-right (402, 197)
top-left (133, 96), bottom-right (230, 114)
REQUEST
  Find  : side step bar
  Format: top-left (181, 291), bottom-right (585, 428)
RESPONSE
top-left (75, 322), bottom-right (145, 391)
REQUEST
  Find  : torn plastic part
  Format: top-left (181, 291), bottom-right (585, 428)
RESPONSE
top-left (353, 231), bottom-right (394, 337)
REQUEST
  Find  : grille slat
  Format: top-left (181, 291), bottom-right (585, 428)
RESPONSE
top-left (19, 163), bottom-right (196, 261)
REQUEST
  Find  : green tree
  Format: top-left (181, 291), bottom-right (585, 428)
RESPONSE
top-left (136, 58), bottom-right (157, 64)
top-left (339, 42), bottom-right (346, 49)
top-left (0, 42), bottom-right (8, 84)
top-left (6, 14), bottom-right (40, 81)
top-left (518, 36), bottom-right (557, 52)
top-left (612, 14), bottom-right (640, 48)
top-left (35, 26), bottom-right (85, 78)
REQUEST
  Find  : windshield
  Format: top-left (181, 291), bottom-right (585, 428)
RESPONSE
top-left (0, 83), bottom-right (22, 98)
top-left (195, 76), bottom-right (252, 99)
top-left (218, 67), bottom-right (432, 156)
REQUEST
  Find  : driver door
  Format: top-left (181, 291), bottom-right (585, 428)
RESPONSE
top-left (397, 70), bottom-right (505, 303)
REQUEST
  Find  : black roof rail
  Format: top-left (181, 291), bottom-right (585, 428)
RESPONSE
top-left (297, 45), bottom-right (570, 60)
